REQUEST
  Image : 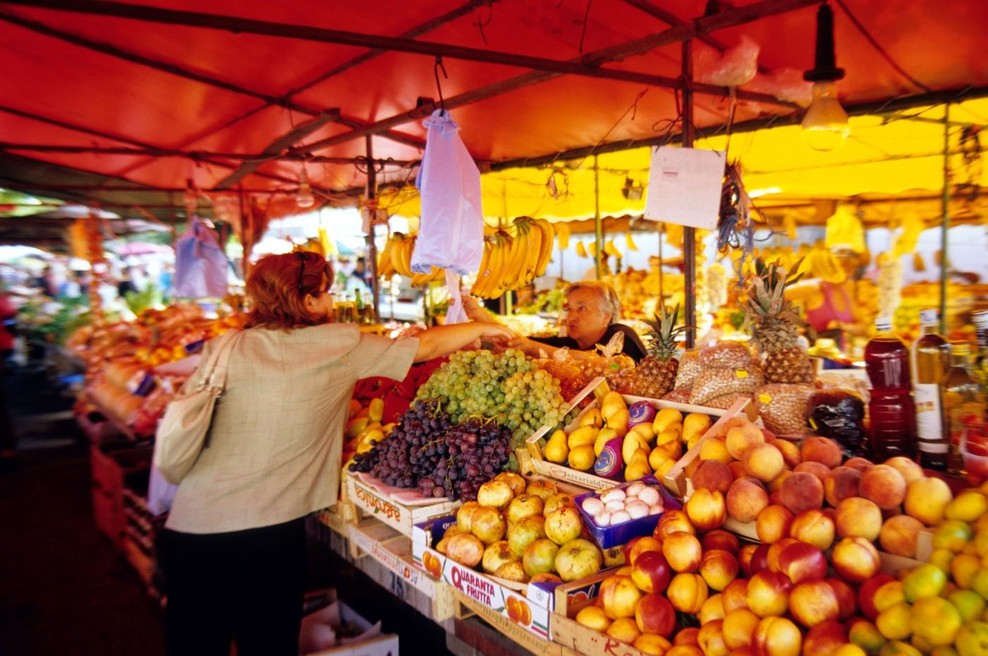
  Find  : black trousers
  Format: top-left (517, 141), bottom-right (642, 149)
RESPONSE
top-left (160, 518), bottom-right (307, 656)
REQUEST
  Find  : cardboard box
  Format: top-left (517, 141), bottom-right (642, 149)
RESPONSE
top-left (524, 377), bottom-right (733, 492)
top-left (345, 471), bottom-right (459, 536)
top-left (412, 514), bottom-right (600, 644)
top-left (347, 518), bottom-right (455, 621)
top-left (300, 597), bottom-right (399, 656)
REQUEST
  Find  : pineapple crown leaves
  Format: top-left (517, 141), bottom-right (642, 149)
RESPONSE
top-left (742, 257), bottom-right (807, 329)
top-left (643, 303), bottom-right (691, 359)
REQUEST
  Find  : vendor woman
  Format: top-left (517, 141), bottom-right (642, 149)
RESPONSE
top-left (464, 280), bottom-right (648, 363)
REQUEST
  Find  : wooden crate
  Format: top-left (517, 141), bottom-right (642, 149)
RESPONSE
top-left (345, 471), bottom-right (459, 536)
top-left (524, 377), bottom-right (739, 493)
top-left (90, 445), bottom-right (153, 549)
top-left (552, 613), bottom-right (652, 656)
top-left (347, 517), bottom-right (455, 621)
top-left (452, 591), bottom-right (561, 656)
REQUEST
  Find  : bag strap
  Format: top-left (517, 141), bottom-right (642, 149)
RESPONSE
top-left (198, 329), bottom-right (241, 391)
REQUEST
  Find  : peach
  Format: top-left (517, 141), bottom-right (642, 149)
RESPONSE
top-left (726, 423), bottom-right (765, 460)
top-left (738, 544), bottom-right (761, 578)
top-left (666, 572), bottom-right (708, 615)
top-left (728, 460), bottom-right (749, 480)
top-left (726, 477), bottom-right (770, 524)
top-left (789, 508), bottom-right (836, 550)
top-left (699, 594), bottom-right (726, 625)
top-left (883, 455), bottom-right (925, 484)
top-left (745, 544), bottom-right (770, 577)
top-left (699, 549), bottom-right (740, 592)
top-left (626, 535), bottom-right (664, 566)
top-left (834, 496), bottom-right (883, 541)
top-left (722, 578), bottom-right (750, 613)
top-left (575, 605), bottom-right (612, 631)
top-left (768, 469), bottom-right (791, 493)
top-left (789, 579), bottom-right (841, 628)
top-left (904, 476), bottom-right (954, 526)
top-left (801, 436), bottom-right (843, 468)
top-left (857, 573), bottom-right (896, 621)
top-left (794, 460), bottom-right (832, 484)
top-left (654, 509), bottom-right (695, 540)
top-left (743, 442), bottom-right (786, 483)
top-left (858, 464), bottom-right (907, 510)
top-left (756, 504), bottom-right (795, 544)
top-left (697, 619), bottom-right (728, 656)
top-left (600, 574), bottom-right (643, 619)
top-left (662, 531), bottom-right (703, 573)
top-left (843, 456), bottom-right (874, 472)
top-left (824, 466), bottom-right (862, 506)
top-left (722, 608), bottom-right (760, 651)
top-left (753, 616), bottom-right (802, 656)
top-left (635, 593), bottom-right (677, 637)
top-left (701, 529), bottom-right (740, 554)
top-left (779, 471), bottom-right (825, 514)
top-left (827, 577), bottom-right (857, 620)
top-left (802, 619), bottom-right (849, 655)
top-left (634, 633), bottom-right (673, 656)
top-left (746, 569), bottom-right (792, 618)
top-left (605, 616), bottom-right (642, 644)
top-left (878, 514), bottom-right (924, 558)
top-left (766, 537), bottom-right (799, 573)
top-left (674, 626), bottom-right (700, 646)
top-left (692, 459), bottom-right (735, 494)
top-left (699, 436), bottom-right (732, 464)
top-left (831, 536), bottom-right (881, 583)
top-left (777, 540), bottom-right (828, 584)
top-left (685, 488), bottom-right (727, 531)
top-left (776, 438), bottom-right (802, 469)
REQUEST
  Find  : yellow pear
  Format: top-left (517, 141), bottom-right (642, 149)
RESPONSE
top-left (649, 446), bottom-right (674, 472)
top-left (656, 426), bottom-right (682, 446)
top-left (600, 391), bottom-right (627, 422)
top-left (606, 407), bottom-right (630, 437)
top-left (567, 425), bottom-right (598, 449)
top-left (579, 407), bottom-right (604, 429)
top-left (653, 408), bottom-right (683, 434)
top-left (628, 423), bottom-right (656, 445)
top-left (683, 413), bottom-right (712, 444)
top-left (594, 427), bottom-right (620, 456)
top-left (568, 444), bottom-right (596, 471)
top-left (622, 432), bottom-right (651, 464)
top-left (544, 429), bottom-right (569, 464)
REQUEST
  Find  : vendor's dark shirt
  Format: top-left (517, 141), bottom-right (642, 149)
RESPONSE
top-left (531, 323), bottom-right (648, 363)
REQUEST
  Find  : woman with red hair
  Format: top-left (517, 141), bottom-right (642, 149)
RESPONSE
top-left (160, 251), bottom-right (511, 656)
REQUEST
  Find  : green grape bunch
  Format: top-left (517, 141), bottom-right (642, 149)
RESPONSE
top-left (415, 349), bottom-right (568, 449)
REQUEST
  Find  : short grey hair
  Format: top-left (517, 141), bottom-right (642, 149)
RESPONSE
top-left (564, 280), bottom-right (622, 323)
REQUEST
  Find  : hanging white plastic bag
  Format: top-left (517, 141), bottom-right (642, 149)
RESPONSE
top-left (174, 217), bottom-right (229, 298)
top-left (413, 110), bottom-right (484, 278)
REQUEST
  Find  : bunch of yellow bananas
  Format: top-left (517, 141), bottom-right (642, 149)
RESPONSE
top-left (799, 246), bottom-right (846, 284)
top-left (377, 232), bottom-right (413, 278)
top-left (470, 217), bottom-right (556, 299)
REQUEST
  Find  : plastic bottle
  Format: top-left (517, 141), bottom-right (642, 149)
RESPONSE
top-left (864, 317), bottom-right (916, 461)
top-left (910, 309), bottom-right (950, 470)
top-left (943, 342), bottom-right (986, 477)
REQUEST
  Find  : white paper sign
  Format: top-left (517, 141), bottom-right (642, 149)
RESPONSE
top-left (644, 147), bottom-right (726, 229)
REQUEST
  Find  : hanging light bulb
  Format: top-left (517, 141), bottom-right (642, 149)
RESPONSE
top-left (802, 2), bottom-right (849, 152)
top-left (296, 165), bottom-right (315, 208)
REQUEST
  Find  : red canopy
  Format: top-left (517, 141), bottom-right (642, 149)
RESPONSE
top-left (0, 0), bottom-right (985, 223)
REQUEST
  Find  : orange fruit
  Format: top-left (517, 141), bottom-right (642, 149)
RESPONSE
top-left (945, 490), bottom-right (988, 522)
top-left (954, 620), bottom-right (988, 656)
top-left (876, 602), bottom-right (913, 641)
top-left (901, 563), bottom-right (947, 602)
top-left (909, 596), bottom-right (962, 647)
top-left (933, 520), bottom-right (974, 553)
top-left (950, 553), bottom-right (982, 589)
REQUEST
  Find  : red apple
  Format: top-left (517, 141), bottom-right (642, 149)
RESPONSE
top-left (831, 536), bottom-right (881, 584)
top-left (631, 550), bottom-right (672, 594)
top-left (789, 580), bottom-right (840, 628)
top-left (635, 593), bottom-right (677, 637)
top-left (777, 540), bottom-right (828, 585)
top-left (746, 569), bottom-right (792, 618)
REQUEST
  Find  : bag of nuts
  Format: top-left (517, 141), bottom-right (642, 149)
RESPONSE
top-left (754, 383), bottom-right (815, 437)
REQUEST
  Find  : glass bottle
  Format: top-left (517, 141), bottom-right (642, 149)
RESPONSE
top-left (972, 310), bottom-right (988, 390)
top-left (353, 288), bottom-right (366, 324)
top-left (911, 309), bottom-right (950, 470)
top-left (864, 317), bottom-right (917, 461)
top-left (943, 342), bottom-right (986, 477)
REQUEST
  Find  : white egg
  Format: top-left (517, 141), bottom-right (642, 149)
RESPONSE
top-left (582, 497), bottom-right (604, 516)
top-left (638, 487), bottom-right (661, 506)
top-left (595, 511), bottom-right (611, 526)
top-left (610, 510), bottom-right (631, 525)
top-left (599, 488), bottom-right (626, 504)
top-left (605, 500), bottom-right (625, 513)
top-left (625, 481), bottom-right (647, 496)
top-left (626, 501), bottom-right (650, 519)
top-left (648, 504), bottom-right (663, 515)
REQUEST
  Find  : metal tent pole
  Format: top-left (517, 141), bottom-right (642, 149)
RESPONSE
top-left (939, 103), bottom-right (950, 332)
top-left (682, 39), bottom-right (697, 349)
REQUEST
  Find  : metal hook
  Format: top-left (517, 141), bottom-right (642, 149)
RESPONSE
top-left (433, 56), bottom-right (448, 116)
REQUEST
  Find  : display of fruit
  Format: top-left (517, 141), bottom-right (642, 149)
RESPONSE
top-left (415, 348), bottom-right (568, 450)
top-left (608, 303), bottom-right (686, 399)
top-left (579, 481), bottom-right (666, 528)
top-left (434, 475), bottom-right (603, 584)
top-left (469, 217), bottom-right (556, 299)
top-left (348, 399), bottom-right (512, 501)
top-left (742, 257), bottom-right (815, 385)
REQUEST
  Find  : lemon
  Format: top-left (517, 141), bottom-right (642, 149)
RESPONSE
top-left (878, 641), bottom-right (922, 656)
top-left (876, 602), bottom-right (913, 641)
top-left (951, 553), bottom-right (982, 589)
top-left (949, 588), bottom-right (986, 623)
top-left (954, 620), bottom-right (988, 656)
top-left (933, 520), bottom-right (974, 553)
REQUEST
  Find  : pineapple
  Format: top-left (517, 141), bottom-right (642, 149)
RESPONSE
top-left (743, 259), bottom-right (815, 385)
top-left (629, 303), bottom-right (686, 398)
